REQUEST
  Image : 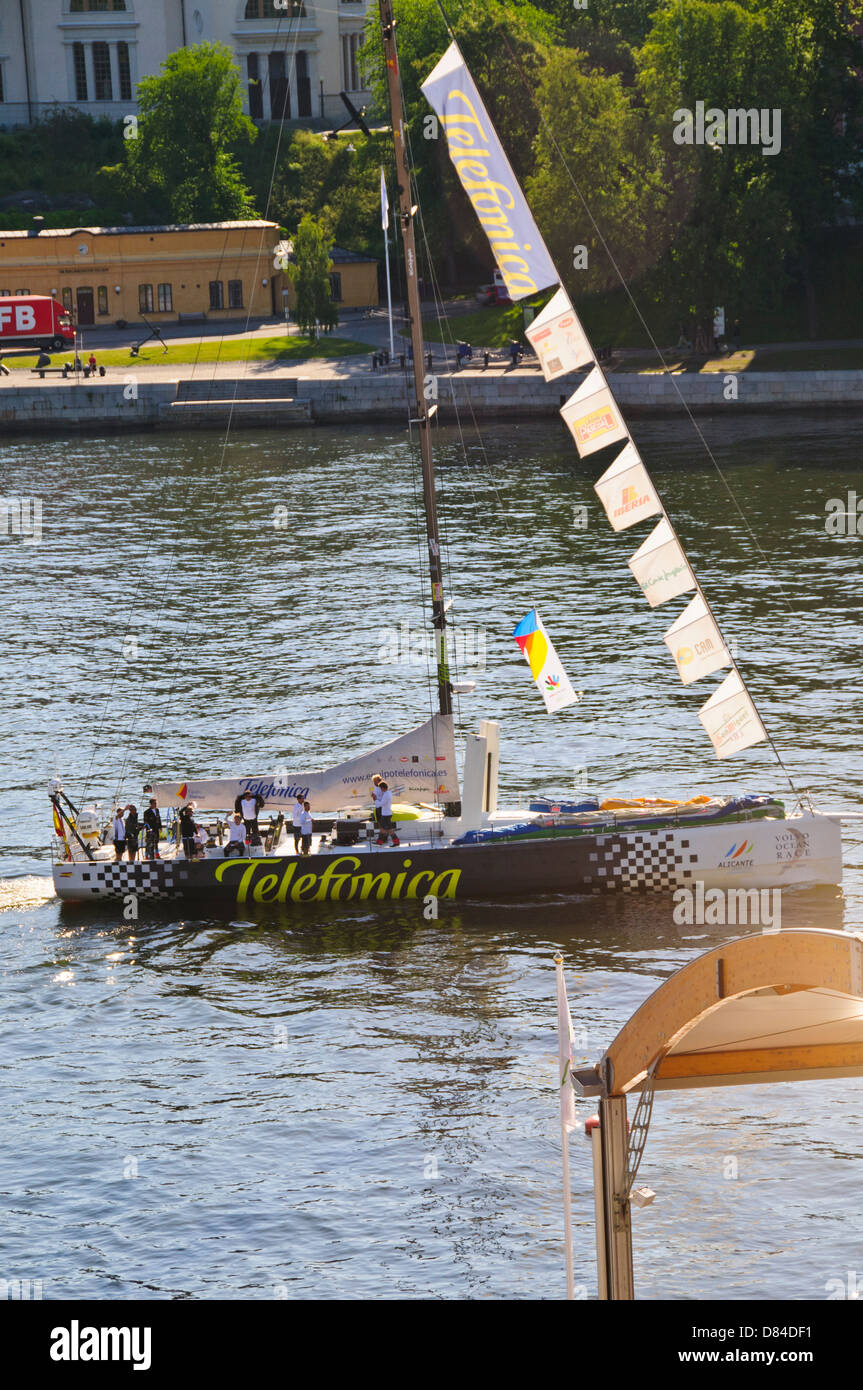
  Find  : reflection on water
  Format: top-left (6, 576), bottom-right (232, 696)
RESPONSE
top-left (0, 418), bottom-right (861, 1298)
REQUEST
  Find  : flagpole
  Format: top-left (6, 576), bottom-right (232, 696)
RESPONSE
top-left (555, 953), bottom-right (576, 1300)
top-left (381, 166), bottom-right (395, 360)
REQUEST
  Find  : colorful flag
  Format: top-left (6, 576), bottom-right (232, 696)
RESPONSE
top-left (627, 517), bottom-right (695, 608)
top-left (526, 288), bottom-right (593, 382)
top-left (421, 43), bottom-right (558, 300)
top-left (699, 671), bottom-right (767, 759)
top-left (663, 594), bottom-right (731, 686)
top-left (560, 367), bottom-right (628, 458)
top-left (53, 805), bottom-right (65, 839)
top-left (380, 166), bottom-right (389, 231)
top-left (513, 609), bottom-right (579, 713)
top-left (594, 441), bottom-right (662, 531)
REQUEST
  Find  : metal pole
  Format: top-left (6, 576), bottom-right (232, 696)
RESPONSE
top-left (599, 1093), bottom-right (634, 1299)
top-left (378, 0), bottom-right (460, 815)
top-left (561, 1121), bottom-right (575, 1300)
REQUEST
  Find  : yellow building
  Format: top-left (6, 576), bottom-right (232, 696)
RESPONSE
top-left (0, 221), bottom-right (379, 326)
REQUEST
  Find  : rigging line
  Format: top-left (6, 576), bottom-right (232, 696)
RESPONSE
top-left (489, 18), bottom-right (802, 623)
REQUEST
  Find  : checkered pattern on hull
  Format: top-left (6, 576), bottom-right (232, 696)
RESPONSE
top-left (586, 832), bottom-right (698, 894)
top-left (86, 861), bottom-right (180, 900)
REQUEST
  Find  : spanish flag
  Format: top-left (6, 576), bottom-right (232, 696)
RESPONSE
top-left (53, 805), bottom-right (66, 839)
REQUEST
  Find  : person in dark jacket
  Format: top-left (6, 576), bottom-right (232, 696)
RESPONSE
top-left (124, 805), bottom-right (141, 862)
top-left (179, 804), bottom-right (197, 860)
top-left (143, 798), bottom-right (162, 859)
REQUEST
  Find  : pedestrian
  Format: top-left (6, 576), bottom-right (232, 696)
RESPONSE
top-left (124, 804), bottom-right (140, 862)
top-left (223, 811), bottom-right (247, 858)
top-left (143, 798), bottom-right (161, 859)
top-left (291, 794), bottom-right (305, 852)
top-left (375, 782), bottom-right (400, 847)
top-left (88, 352), bottom-right (97, 372)
top-left (300, 800), bottom-right (313, 856)
top-left (483, 350), bottom-right (490, 371)
top-left (179, 803), bottom-right (197, 860)
top-left (239, 789), bottom-right (264, 843)
top-left (509, 339), bottom-right (521, 369)
top-left (112, 807), bottom-right (126, 861)
top-left (732, 317), bottom-right (741, 351)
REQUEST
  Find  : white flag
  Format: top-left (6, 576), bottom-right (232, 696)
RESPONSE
top-left (560, 366), bottom-right (629, 458)
top-left (513, 608), bottom-right (580, 714)
top-left (556, 956), bottom-right (577, 1133)
top-left (594, 440), bottom-right (662, 531)
top-left (663, 594), bottom-right (731, 686)
top-left (628, 517), bottom-right (696, 608)
top-left (380, 166), bottom-right (389, 231)
top-left (699, 670), bottom-right (768, 759)
top-left (526, 287), bottom-right (593, 382)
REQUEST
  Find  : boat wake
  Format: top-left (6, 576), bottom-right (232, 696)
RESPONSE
top-left (0, 875), bottom-right (56, 912)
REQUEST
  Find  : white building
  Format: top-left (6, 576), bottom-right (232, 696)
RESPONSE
top-left (0, 0), bottom-right (373, 129)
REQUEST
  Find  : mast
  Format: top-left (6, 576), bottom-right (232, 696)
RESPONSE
top-left (378, 0), bottom-right (460, 816)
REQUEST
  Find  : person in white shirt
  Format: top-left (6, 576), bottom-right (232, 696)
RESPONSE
top-left (239, 791), bottom-right (264, 843)
top-left (194, 824), bottom-right (208, 857)
top-left (291, 795), bottom-right (305, 852)
top-left (223, 812), bottom-right (247, 858)
top-left (375, 782), bottom-right (400, 847)
top-left (370, 775), bottom-right (383, 829)
top-left (300, 801), bottom-right (313, 856)
top-left (112, 809), bottom-right (126, 861)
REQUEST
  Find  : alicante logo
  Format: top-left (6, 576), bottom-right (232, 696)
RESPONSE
top-left (214, 855), bottom-right (462, 905)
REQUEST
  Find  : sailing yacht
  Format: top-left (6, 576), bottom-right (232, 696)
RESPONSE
top-left (50, 3), bottom-right (844, 906)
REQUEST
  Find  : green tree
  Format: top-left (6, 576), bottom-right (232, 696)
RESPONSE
top-left (288, 214), bottom-right (338, 338)
top-left (98, 43), bottom-right (257, 222)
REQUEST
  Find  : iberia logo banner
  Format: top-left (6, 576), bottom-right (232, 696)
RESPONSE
top-left (513, 609), bottom-right (580, 714)
top-left (594, 441), bottom-right (662, 532)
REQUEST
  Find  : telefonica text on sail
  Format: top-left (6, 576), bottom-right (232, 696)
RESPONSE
top-left (673, 103), bottom-right (782, 157)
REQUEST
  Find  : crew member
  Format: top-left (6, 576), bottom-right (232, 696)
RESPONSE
top-left (239, 790), bottom-right (264, 843)
top-left (143, 798), bottom-right (161, 859)
top-left (223, 812), bottom-right (247, 857)
top-left (124, 805), bottom-right (140, 862)
top-left (112, 807), bottom-right (126, 861)
top-left (375, 782), bottom-right (400, 847)
top-left (194, 823), bottom-right (209, 857)
top-left (300, 801), bottom-right (313, 856)
top-left (291, 794), bottom-right (305, 852)
top-left (179, 803), bottom-right (197, 860)
top-left (370, 775), bottom-right (383, 826)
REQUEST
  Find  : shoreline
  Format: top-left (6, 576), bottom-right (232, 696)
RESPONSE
top-left (3, 367), bottom-right (863, 435)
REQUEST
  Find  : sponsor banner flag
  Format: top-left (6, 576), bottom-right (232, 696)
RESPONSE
top-left (555, 956), bottom-right (577, 1133)
top-left (627, 517), bottom-right (696, 608)
top-left (525, 287), bottom-right (593, 382)
top-left (560, 367), bottom-right (628, 458)
top-left (513, 609), bottom-right (579, 713)
top-left (699, 671), bottom-right (768, 760)
top-left (421, 43), bottom-right (559, 301)
top-left (663, 594), bottom-right (731, 686)
top-left (594, 441), bottom-right (662, 531)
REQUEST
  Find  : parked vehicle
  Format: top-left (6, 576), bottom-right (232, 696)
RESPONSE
top-left (475, 269), bottom-right (512, 307)
top-left (0, 295), bottom-right (75, 353)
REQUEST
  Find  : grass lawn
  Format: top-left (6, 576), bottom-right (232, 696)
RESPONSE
top-left (4, 335), bottom-right (370, 370)
top-left (620, 347), bottom-right (863, 373)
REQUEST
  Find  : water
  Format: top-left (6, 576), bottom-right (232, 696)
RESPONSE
top-left (1, 415), bottom-right (862, 1300)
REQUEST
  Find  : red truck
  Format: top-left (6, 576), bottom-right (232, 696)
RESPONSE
top-left (0, 295), bottom-right (75, 353)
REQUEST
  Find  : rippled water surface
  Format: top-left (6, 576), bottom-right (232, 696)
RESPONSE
top-left (1, 414), bottom-right (862, 1299)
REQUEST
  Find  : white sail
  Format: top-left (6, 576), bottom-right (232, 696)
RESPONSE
top-left (150, 716), bottom-right (458, 814)
top-left (699, 671), bottom-right (768, 759)
top-left (526, 288), bottom-right (593, 381)
top-left (560, 367), bottom-right (629, 458)
top-left (628, 517), bottom-right (696, 608)
top-left (663, 595), bottom-right (731, 686)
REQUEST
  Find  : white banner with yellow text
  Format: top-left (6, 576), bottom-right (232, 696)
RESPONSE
top-left (663, 595), bottom-right (731, 686)
top-left (699, 671), bottom-right (768, 759)
top-left (560, 367), bottom-right (629, 458)
top-left (594, 441), bottom-right (662, 531)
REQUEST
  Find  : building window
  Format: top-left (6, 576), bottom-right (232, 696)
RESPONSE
top-left (117, 42), bottom-right (131, 102)
top-left (209, 281), bottom-right (224, 310)
top-left (245, 1), bottom-right (306, 16)
top-left (93, 42), bottom-right (113, 101)
top-left (157, 283), bottom-right (173, 312)
top-left (247, 53), bottom-right (262, 119)
top-left (139, 284), bottom-right (154, 313)
top-left (0, 66), bottom-right (4, 103)
top-left (268, 51), bottom-right (290, 120)
top-left (97, 285), bottom-right (108, 315)
top-left (15, 288), bottom-right (30, 295)
top-left (342, 33), bottom-right (363, 92)
top-left (70, 2), bottom-right (127, 11)
top-left (62, 288), bottom-right (73, 312)
top-left (73, 43), bottom-right (88, 101)
top-left (228, 280), bottom-right (243, 309)
top-left (329, 272), bottom-right (342, 302)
